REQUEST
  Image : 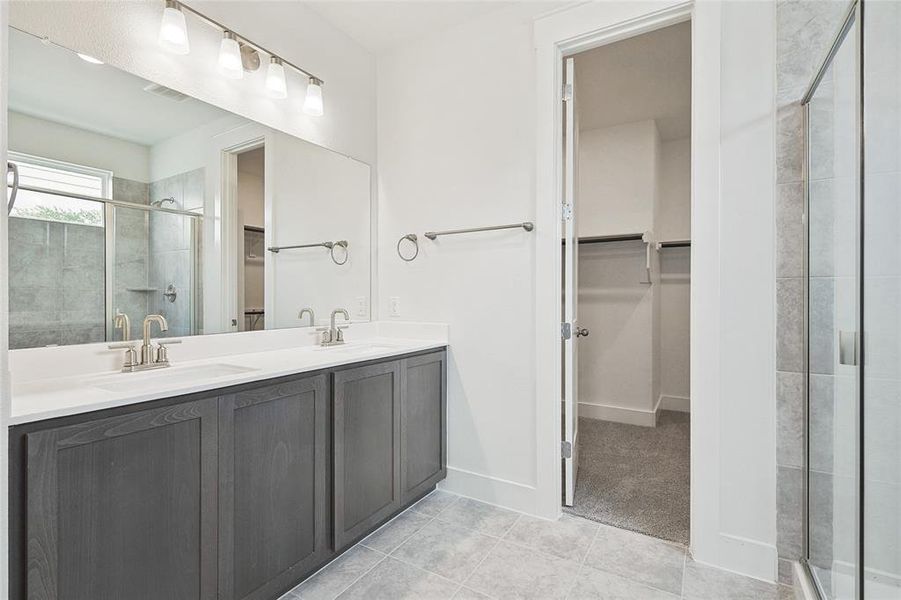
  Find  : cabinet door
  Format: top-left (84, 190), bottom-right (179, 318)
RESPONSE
top-left (25, 398), bottom-right (218, 600)
top-left (401, 351), bottom-right (447, 504)
top-left (218, 375), bottom-right (330, 600)
top-left (333, 360), bottom-right (402, 550)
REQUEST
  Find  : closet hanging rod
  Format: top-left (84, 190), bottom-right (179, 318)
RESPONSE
top-left (424, 222), bottom-right (534, 240)
top-left (576, 233), bottom-right (645, 245)
top-left (656, 240), bottom-right (691, 249)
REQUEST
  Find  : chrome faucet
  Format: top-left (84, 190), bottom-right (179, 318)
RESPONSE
top-left (317, 308), bottom-right (350, 346)
top-left (108, 314), bottom-right (181, 372)
top-left (113, 311), bottom-right (131, 341)
top-left (298, 307), bottom-right (315, 327)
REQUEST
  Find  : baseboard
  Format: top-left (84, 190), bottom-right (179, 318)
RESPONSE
top-left (579, 401), bottom-right (657, 427)
top-left (658, 394), bottom-right (690, 413)
top-left (440, 466), bottom-right (547, 517)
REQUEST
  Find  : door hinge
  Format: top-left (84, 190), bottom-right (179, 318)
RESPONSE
top-left (561, 440), bottom-right (573, 459)
top-left (563, 83), bottom-right (573, 102)
top-left (561, 322), bottom-right (572, 340)
top-left (561, 203), bottom-right (573, 221)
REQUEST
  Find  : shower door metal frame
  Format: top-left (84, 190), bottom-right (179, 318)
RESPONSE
top-left (800, 0), bottom-right (864, 597)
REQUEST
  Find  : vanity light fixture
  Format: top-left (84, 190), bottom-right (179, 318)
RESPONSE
top-left (76, 53), bottom-right (104, 65)
top-left (158, 0), bottom-right (190, 55)
top-left (265, 57), bottom-right (288, 99)
top-left (155, 0), bottom-right (325, 116)
top-left (304, 78), bottom-right (324, 117)
top-left (218, 31), bottom-right (244, 79)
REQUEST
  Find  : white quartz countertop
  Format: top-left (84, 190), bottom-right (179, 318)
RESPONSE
top-left (9, 322), bottom-right (448, 425)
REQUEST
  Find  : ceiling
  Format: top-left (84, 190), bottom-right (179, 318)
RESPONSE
top-left (304, 1), bottom-right (520, 53)
top-left (575, 21), bottom-right (691, 141)
top-left (8, 28), bottom-right (232, 147)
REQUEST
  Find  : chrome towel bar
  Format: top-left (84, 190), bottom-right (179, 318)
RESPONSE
top-left (268, 240), bottom-right (349, 265)
top-left (424, 221), bottom-right (534, 240)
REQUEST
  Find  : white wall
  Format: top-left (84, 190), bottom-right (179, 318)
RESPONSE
top-left (8, 111), bottom-right (150, 182)
top-left (658, 137), bottom-right (690, 405)
top-left (378, 4), bottom-right (542, 513)
top-left (578, 120), bottom-right (659, 237)
top-left (0, 3), bottom-right (10, 593)
top-left (658, 137), bottom-right (691, 240)
top-left (576, 121), bottom-right (662, 424)
top-left (690, 0), bottom-right (777, 579)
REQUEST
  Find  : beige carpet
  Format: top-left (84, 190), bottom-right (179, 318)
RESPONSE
top-left (565, 410), bottom-right (690, 545)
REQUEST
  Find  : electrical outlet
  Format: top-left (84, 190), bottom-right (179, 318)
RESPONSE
top-left (389, 296), bottom-right (401, 317)
top-left (356, 296), bottom-right (367, 317)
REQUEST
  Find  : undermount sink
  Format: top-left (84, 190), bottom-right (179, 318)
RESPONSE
top-left (89, 363), bottom-right (258, 393)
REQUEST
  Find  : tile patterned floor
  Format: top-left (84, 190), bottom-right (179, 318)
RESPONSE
top-left (280, 490), bottom-right (795, 600)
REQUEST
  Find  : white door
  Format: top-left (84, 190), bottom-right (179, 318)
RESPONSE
top-left (562, 57), bottom-right (581, 506)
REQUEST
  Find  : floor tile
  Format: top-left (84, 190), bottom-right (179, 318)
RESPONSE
top-left (392, 518), bottom-right (498, 582)
top-left (336, 557), bottom-right (459, 600)
top-left (361, 509), bottom-right (433, 554)
top-left (504, 513), bottom-right (598, 562)
top-left (464, 541), bottom-right (581, 600)
top-left (682, 559), bottom-right (785, 600)
top-left (289, 545), bottom-right (384, 600)
top-left (567, 564), bottom-right (680, 599)
top-left (438, 497), bottom-right (521, 537)
top-left (410, 489), bottom-right (460, 517)
top-left (582, 524), bottom-right (685, 595)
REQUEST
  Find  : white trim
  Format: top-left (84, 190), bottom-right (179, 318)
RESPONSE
top-left (8, 150), bottom-right (113, 199)
top-left (579, 401), bottom-right (658, 427)
top-left (440, 466), bottom-right (541, 516)
top-left (658, 394), bottom-right (690, 412)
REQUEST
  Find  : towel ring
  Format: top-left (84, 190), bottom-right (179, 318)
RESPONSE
top-left (397, 233), bottom-right (419, 262)
top-left (328, 240), bottom-right (349, 265)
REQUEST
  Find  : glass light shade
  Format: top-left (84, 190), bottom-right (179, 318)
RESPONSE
top-left (218, 34), bottom-right (243, 79)
top-left (77, 53), bottom-right (104, 65)
top-left (266, 59), bottom-right (288, 99)
top-left (303, 79), bottom-right (323, 117)
top-left (158, 4), bottom-right (190, 55)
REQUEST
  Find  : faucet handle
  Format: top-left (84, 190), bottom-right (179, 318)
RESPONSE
top-left (107, 343), bottom-right (138, 369)
top-left (157, 339), bottom-right (182, 345)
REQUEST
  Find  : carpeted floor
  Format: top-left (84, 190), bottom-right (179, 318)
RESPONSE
top-left (564, 410), bottom-right (690, 545)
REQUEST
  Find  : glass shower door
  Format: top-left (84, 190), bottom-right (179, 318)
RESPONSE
top-left (806, 6), bottom-right (861, 599)
top-left (862, 2), bottom-right (901, 598)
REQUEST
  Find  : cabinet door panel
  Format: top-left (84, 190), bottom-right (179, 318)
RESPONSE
top-left (333, 361), bottom-right (401, 550)
top-left (26, 399), bottom-right (218, 600)
top-left (401, 351), bottom-right (447, 503)
top-left (219, 375), bottom-right (330, 600)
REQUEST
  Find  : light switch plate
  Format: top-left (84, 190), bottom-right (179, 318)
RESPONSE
top-left (389, 296), bottom-right (401, 317)
top-left (356, 296), bottom-right (367, 317)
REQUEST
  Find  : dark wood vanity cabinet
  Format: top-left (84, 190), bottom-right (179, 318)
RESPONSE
top-left (400, 352), bottom-right (447, 504)
top-left (333, 360), bottom-right (403, 550)
top-left (10, 349), bottom-right (446, 600)
top-left (23, 399), bottom-right (220, 600)
top-left (218, 374), bottom-right (331, 600)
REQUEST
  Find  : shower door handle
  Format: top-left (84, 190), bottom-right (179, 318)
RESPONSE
top-left (839, 330), bottom-right (858, 366)
top-left (7, 161), bottom-right (19, 214)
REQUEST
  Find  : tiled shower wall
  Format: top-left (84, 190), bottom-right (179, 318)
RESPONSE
top-left (774, 0), bottom-right (848, 584)
top-left (148, 168), bottom-right (203, 338)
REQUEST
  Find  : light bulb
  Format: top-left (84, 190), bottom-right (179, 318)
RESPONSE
top-left (266, 57), bottom-right (288, 99)
top-left (158, 0), bottom-right (190, 55)
top-left (218, 31), bottom-right (243, 79)
top-left (303, 78), bottom-right (323, 117)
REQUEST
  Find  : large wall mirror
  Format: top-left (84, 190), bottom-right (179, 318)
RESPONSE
top-left (6, 25), bottom-right (371, 350)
